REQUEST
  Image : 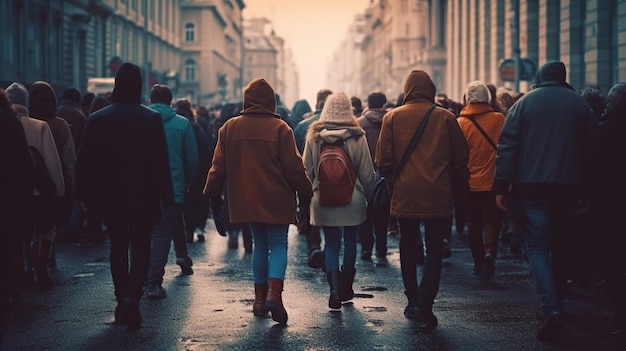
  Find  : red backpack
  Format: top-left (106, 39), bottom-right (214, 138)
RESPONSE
top-left (317, 140), bottom-right (357, 206)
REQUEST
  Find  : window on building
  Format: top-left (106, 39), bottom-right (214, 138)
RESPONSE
top-left (185, 23), bottom-right (195, 42)
top-left (406, 23), bottom-right (410, 36)
top-left (401, 0), bottom-right (408, 13)
top-left (131, 0), bottom-right (137, 10)
top-left (185, 59), bottom-right (196, 81)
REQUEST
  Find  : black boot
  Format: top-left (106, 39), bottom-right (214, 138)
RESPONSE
top-left (327, 271), bottom-right (341, 309)
top-left (340, 267), bottom-right (356, 302)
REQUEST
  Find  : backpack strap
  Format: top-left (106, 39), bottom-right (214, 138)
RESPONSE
top-left (463, 116), bottom-right (497, 151)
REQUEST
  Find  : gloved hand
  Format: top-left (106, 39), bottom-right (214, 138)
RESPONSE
top-left (210, 196), bottom-right (227, 237)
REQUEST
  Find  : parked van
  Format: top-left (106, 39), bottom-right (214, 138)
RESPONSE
top-left (87, 77), bottom-right (115, 96)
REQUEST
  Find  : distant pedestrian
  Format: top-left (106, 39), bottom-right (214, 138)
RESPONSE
top-left (56, 88), bottom-right (86, 151)
top-left (29, 81), bottom-right (76, 249)
top-left (289, 98), bottom-right (312, 128)
top-left (0, 87), bottom-right (34, 319)
top-left (293, 89), bottom-right (333, 270)
top-left (204, 78), bottom-right (312, 325)
top-left (303, 92), bottom-right (375, 309)
top-left (594, 83), bottom-right (626, 343)
top-left (494, 61), bottom-right (597, 342)
top-left (376, 70), bottom-right (470, 330)
top-left (457, 81), bottom-right (505, 277)
top-left (7, 82), bottom-right (65, 291)
top-left (351, 96), bottom-right (363, 117)
top-left (357, 91), bottom-right (389, 262)
top-left (175, 99), bottom-right (213, 243)
top-left (76, 63), bottom-right (173, 330)
top-left (145, 85), bottom-right (198, 300)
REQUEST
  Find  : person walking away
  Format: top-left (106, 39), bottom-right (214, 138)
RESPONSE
top-left (145, 85), bottom-right (198, 300)
top-left (29, 81), bottom-right (76, 269)
top-left (590, 83), bottom-right (626, 344)
top-left (7, 82), bottom-right (65, 291)
top-left (0, 87), bottom-right (34, 326)
top-left (303, 92), bottom-right (375, 309)
top-left (56, 88), bottom-right (87, 243)
top-left (357, 91), bottom-right (390, 262)
top-left (204, 78), bottom-right (312, 325)
top-left (175, 99), bottom-right (213, 243)
top-left (457, 81), bottom-right (505, 277)
top-left (376, 70), bottom-right (470, 330)
top-left (294, 89), bottom-right (333, 270)
top-left (494, 61), bottom-right (597, 342)
top-left (76, 63), bottom-right (174, 330)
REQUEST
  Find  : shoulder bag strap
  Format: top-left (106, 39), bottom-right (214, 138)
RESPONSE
top-left (389, 103), bottom-right (436, 183)
top-left (466, 116), bottom-right (497, 151)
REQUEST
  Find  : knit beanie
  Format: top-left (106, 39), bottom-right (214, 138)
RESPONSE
top-left (464, 80), bottom-right (491, 104)
top-left (320, 92), bottom-right (354, 124)
top-left (6, 82), bottom-right (29, 107)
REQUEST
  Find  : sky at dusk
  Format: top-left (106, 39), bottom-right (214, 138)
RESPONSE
top-left (243, 0), bottom-right (371, 108)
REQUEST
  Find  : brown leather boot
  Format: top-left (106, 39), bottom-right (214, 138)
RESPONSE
top-left (253, 283), bottom-right (269, 316)
top-left (265, 278), bottom-right (288, 324)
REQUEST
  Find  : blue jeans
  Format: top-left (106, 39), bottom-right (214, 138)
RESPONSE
top-left (147, 204), bottom-right (187, 286)
top-left (249, 223), bottom-right (289, 283)
top-left (323, 225), bottom-right (358, 272)
top-left (518, 198), bottom-right (576, 316)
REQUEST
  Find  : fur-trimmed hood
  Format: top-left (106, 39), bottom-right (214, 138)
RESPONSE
top-left (306, 119), bottom-right (364, 144)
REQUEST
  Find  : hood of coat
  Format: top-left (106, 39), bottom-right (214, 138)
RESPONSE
top-left (458, 102), bottom-right (493, 118)
top-left (533, 61), bottom-right (574, 91)
top-left (362, 108), bottom-right (386, 124)
top-left (402, 70), bottom-right (436, 105)
top-left (306, 119), bottom-right (364, 144)
top-left (149, 103), bottom-right (177, 123)
top-left (241, 78), bottom-right (280, 118)
top-left (111, 63), bottom-right (143, 104)
top-left (28, 81), bottom-right (58, 121)
top-left (6, 82), bottom-right (29, 108)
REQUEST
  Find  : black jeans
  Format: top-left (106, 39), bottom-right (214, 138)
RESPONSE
top-left (399, 216), bottom-right (451, 311)
top-left (359, 203), bottom-right (389, 257)
top-left (106, 221), bottom-right (153, 304)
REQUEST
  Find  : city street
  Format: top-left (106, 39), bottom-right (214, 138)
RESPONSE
top-left (2, 222), bottom-right (622, 351)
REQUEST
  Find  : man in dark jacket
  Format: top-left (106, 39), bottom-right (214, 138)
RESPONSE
top-left (494, 61), bottom-right (597, 342)
top-left (357, 91), bottom-right (389, 261)
top-left (76, 63), bottom-right (173, 330)
top-left (57, 88), bottom-right (86, 151)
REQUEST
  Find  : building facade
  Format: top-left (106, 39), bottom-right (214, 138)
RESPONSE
top-left (329, 0), bottom-right (626, 105)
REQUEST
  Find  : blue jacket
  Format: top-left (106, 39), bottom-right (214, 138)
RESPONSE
top-left (149, 103), bottom-right (199, 204)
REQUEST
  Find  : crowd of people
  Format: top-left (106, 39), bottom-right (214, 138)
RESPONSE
top-left (1, 61), bottom-right (624, 346)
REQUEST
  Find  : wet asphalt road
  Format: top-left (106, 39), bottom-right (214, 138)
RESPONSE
top-left (2, 221), bottom-right (623, 351)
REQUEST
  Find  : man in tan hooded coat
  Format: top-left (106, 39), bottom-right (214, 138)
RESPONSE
top-left (376, 70), bottom-right (469, 329)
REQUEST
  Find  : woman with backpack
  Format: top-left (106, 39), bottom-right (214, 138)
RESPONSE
top-left (303, 92), bottom-right (375, 309)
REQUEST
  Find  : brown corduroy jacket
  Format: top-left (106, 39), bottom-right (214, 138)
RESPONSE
top-left (375, 70), bottom-right (470, 219)
top-left (203, 78), bottom-right (312, 224)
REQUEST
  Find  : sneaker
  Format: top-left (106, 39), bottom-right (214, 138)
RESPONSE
top-left (537, 313), bottom-right (562, 342)
top-left (442, 239), bottom-right (451, 258)
top-left (387, 229), bottom-right (398, 236)
top-left (146, 285), bottom-right (167, 300)
top-left (483, 254), bottom-right (495, 278)
top-left (176, 256), bottom-right (194, 276)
